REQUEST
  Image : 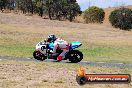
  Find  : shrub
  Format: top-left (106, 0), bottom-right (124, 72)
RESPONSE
top-left (83, 6), bottom-right (105, 23)
top-left (109, 8), bottom-right (132, 30)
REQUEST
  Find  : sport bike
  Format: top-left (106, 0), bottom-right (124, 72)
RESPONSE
top-left (33, 40), bottom-right (83, 63)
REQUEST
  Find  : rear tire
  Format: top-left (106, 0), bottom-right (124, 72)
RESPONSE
top-left (68, 50), bottom-right (83, 63)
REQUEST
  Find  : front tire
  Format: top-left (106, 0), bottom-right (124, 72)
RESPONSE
top-left (33, 51), bottom-right (46, 61)
top-left (68, 50), bottom-right (83, 63)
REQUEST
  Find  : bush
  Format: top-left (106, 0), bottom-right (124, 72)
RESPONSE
top-left (83, 6), bottom-right (105, 23)
top-left (109, 8), bottom-right (132, 30)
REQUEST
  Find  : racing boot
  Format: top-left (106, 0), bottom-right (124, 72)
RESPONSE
top-left (57, 56), bottom-right (63, 61)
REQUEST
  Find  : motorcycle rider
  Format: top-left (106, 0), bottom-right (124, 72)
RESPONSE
top-left (47, 34), bottom-right (70, 61)
top-left (47, 34), bottom-right (57, 43)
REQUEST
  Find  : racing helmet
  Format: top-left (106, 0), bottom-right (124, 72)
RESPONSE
top-left (47, 34), bottom-right (57, 42)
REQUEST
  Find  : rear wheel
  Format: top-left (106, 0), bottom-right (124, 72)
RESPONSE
top-left (33, 51), bottom-right (46, 61)
top-left (68, 50), bottom-right (83, 63)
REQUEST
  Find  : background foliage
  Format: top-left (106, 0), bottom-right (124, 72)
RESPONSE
top-left (0, 0), bottom-right (81, 21)
top-left (109, 7), bottom-right (132, 30)
top-left (83, 6), bottom-right (105, 23)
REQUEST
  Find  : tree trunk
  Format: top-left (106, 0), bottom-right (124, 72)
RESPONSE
top-left (31, 0), bottom-right (33, 14)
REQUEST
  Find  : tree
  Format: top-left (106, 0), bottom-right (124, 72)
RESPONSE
top-left (109, 8), bottom-right (132, 30)
top-left (46, 0), bottom-right (81, 21)
top-left (0, 0), bottom-right (82, 21)
top-left (83, 6), bottom-right (105, 23)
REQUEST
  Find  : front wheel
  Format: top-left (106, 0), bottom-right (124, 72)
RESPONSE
top-left (33, 51), bottom-right (46, 61)
top-left (68, 50), bottom-right (83, 63)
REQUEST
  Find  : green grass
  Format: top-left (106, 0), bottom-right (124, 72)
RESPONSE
top-left (0, 45), bottom-right (34, 58)
top-left (79, 46), bottom-right (132, 64)
top-left (0, 24), bottom-right (132, 64)
top-left (0, 44), bottom-right (132, 64)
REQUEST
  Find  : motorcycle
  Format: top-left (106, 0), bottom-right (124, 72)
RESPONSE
top-left (33, 40), bottom-right (83, 63)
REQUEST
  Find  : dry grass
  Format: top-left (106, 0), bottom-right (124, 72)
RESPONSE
top-left (0, 60), bottom-right (132, 88)
top-left (0, 6), bottom-right (132, 88)
top-left (0, 11), bottom-right (132, 63)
